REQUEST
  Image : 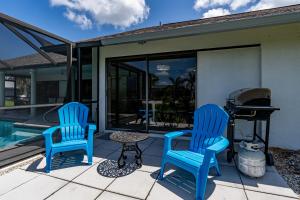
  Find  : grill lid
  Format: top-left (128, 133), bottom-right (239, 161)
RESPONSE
top-left (228, 88), bottom-right (271, 105)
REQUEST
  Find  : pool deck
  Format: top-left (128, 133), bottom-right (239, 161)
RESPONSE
top-left (0, 136), bottom-right (299, 200)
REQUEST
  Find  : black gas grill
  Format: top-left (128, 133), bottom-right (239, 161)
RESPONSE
top-left (224, 88), bottom-right (280, 165)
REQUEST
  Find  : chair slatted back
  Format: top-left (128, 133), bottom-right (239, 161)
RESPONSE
top-left (189, 104), bottom-right (229, 153)
top-left (58, 102), bottom-right (89, 142)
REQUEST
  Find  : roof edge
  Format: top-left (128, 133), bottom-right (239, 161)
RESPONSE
top-left (102, 12), bottom-right (300, 46)
top-left (77, 4), bottom-right (300, 47)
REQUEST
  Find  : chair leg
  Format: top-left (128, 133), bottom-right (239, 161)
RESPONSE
top-left (214, 160), bottom-right (221, 176)
top-left (87, 149), bottom-right (93, 165)
top-left (196, 174), bottom-right (207, 200)
top-left (159, 160), bottom-right (166, 180)
top-left (45, 153), bottom-right (52, 173)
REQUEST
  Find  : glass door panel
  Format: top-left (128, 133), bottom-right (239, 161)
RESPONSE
top-left (107, 60), bottom-right (147, 131)
top-left (148, 56), bottom-right (196, 132)
top-left (78, 47), bottom-right (98, 124)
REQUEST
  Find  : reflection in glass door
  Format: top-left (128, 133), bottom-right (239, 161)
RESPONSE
top-left (107, 60), bottom-right (147, 131)
top-left (106, 53), bottom-right (196, 133)
top-left (148, 56), bottom-right (196, 132)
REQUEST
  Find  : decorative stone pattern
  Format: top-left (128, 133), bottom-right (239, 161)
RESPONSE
top-left (270, 147), bottom-right (300, 194)
top-left (97, 160), bottom-right (138, 178)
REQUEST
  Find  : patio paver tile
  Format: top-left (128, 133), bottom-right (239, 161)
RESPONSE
top-left (137, 137), bottom-right (156, 151)
top-left (2, 137), bottom-right (298, 200)
top-left (94, 139), bottom-right (121, 151)
top-left (0, 169), bottom-right (40, 196)
top-left (240, 171), bottom-right (298, 198)
top-left (107, 170), bottom-right (157, 199)
top-left (46, 182), bottom-right (102, 200)
top-left (72, 162), bottom-right (116, 190)
top-left (208, 165), bottom-right (243, 189)
top-left (137, 154), bottom-right (162, 173)
top-left (149, 138), bottom-right (165, 146)
top-left (147, 176), bottom-right (195, 200)
top-left (93, 146), bottom-right (119, 161)
top-left (245, 190), bottom-right (299, 200)
top-left (0, 174), bottom-right (67, 200)
top-left (96, 191), bottom-right (139, 200)
top-left (47, 164), bottom-right (94, 181)
top-left (148, 172), bottom-right (246, 200)
top-left (205, 184), bottom-right (247, 200)
top-left (21, 154), bottom-right (94, 181)
top-left (143, 144), bottom-right (165, 157)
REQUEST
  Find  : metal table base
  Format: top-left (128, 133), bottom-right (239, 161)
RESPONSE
top-left (118, 143), bottom-right (143, 168)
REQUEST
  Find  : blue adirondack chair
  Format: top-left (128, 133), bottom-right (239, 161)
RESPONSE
top-left (159, 104), bottom-right (229, 200)
top-left (43, 102), bottom-right (96, 173)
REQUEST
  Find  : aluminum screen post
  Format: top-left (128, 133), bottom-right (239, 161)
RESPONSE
top-left (30, 69), bottom-right (37, 116)
top-left (65, 44), bottom-right (73, 102)
top-left (0, 72), bottom-right (5, 108)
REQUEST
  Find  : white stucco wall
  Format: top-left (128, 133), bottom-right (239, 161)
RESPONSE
top-left (197, 47), bottom-right (261, 106)
top-left (261, 39), bottom-right (300, 150)
top-left (197, 47), bottom-right (261, 139)
top-left (98, 23), bottom-right (300, 150)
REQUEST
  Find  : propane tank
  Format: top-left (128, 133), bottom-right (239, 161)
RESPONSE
top-left (238, 141), bottom-right (266, 177)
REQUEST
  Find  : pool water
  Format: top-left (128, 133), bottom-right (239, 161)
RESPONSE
top-left (0, 121), bottom-right (43, 149)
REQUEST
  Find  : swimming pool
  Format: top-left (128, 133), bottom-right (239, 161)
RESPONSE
top-left (0, 121), bottom-right (43, 149)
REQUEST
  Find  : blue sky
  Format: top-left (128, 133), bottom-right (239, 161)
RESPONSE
top-left (0, 0), bottom-right (299, 41)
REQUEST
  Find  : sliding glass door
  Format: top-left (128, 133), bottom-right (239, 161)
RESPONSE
top-left (106, 53), bottom-right (196, 133)
top-left (107, 59), bottom-right (147, 131)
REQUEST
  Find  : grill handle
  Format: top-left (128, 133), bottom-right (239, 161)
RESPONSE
top-left (235, 110), bottom-right (257, 118)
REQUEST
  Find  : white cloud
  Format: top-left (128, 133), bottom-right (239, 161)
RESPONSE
top-left (230, 0), bottom-right (253, 10)
top-left (203, 8), bottom-right (231, 18)
top-left (194, 0), bottom-right (300, 18)
top-left (193, 0), bottom-right (252, 12)
top-left (64, 9), bottom-right (92, 30)
top-left (250, 0), bottom-right (300, 11)
top-left (193, 0), bottom-right (210, 10)
top-left (50, 0), bottom-right (150, 29)
top-left (194, 0), bottom-right (231, 10)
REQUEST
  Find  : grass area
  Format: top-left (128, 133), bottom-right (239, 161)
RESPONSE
top-left (5, 100), bottom-right (14, 107)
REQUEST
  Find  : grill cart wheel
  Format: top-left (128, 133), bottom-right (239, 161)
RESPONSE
top-left (227, 151), bottom-right (233, 163)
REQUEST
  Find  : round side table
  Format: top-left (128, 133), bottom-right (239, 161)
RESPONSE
top-left (110, 131), bottom-right (149, 168)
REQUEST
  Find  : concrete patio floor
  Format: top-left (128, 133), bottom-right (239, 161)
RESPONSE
top-left (0, 136), bottom-right (299, 200)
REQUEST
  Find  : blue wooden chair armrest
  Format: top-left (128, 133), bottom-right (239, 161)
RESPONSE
top-left (88, 123), bottom-right (97, 131)
top-left (43, 126), bottom-right (60, 146)
top-left (165, 130), bottom-right (192, 139)
top-left (164, 130), bottom-right (192, 152)
top-left (87, 124), bottom-right (96, 138)
top-left (207, 136), bottom-right (229, 154)
top-left (43, 126), bottom-right (60, 136)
